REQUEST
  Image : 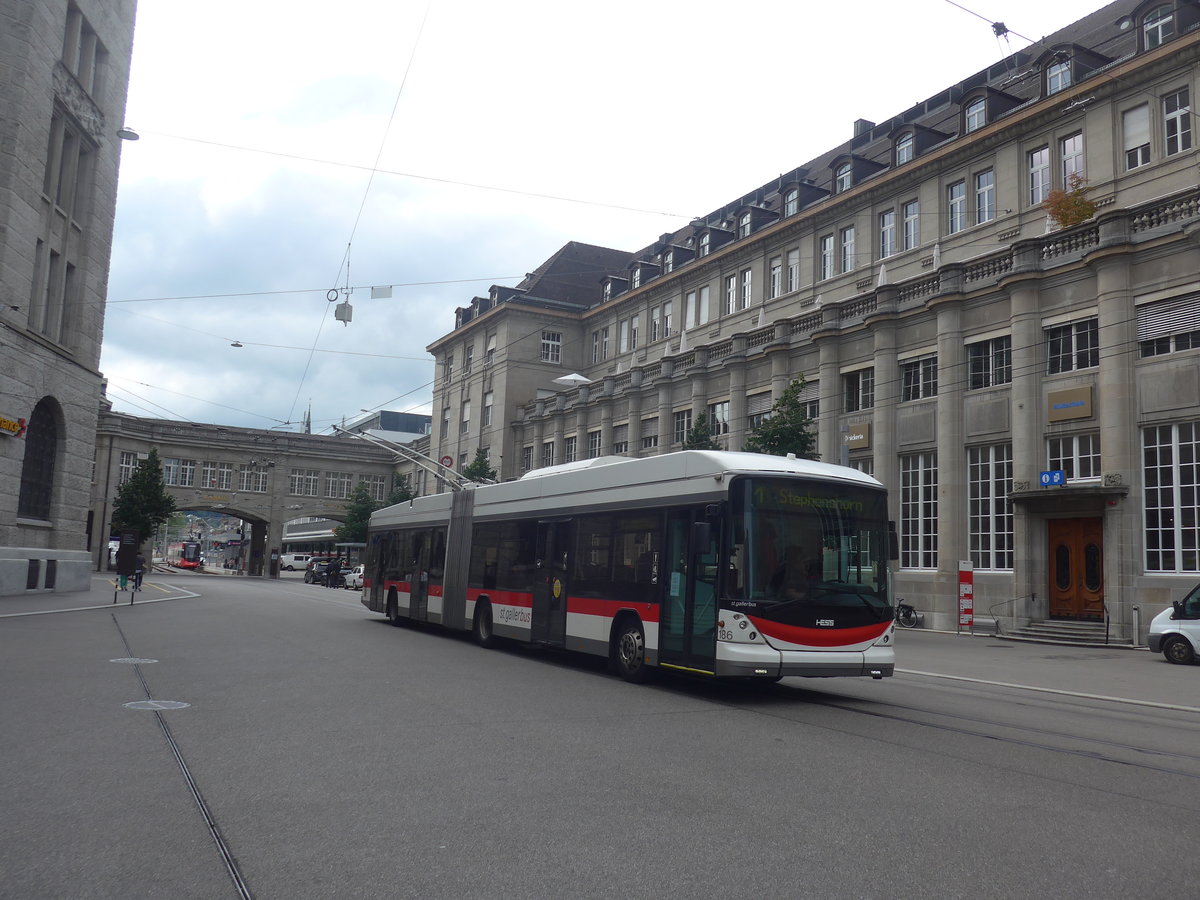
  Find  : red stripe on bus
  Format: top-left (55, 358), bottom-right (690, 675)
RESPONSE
top-left (749, 617), bottom-right (890, 647)
top-left (567, 595), bottom-right (661, 623)
top-left (467, 588), bottom-right (533, 609)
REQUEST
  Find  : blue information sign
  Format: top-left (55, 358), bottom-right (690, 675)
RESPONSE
top-left (1039, 470), bottom-right (1066, 486)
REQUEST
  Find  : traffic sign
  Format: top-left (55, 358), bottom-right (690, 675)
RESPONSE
top-left (1039, 470), bottom-right (1065, 486)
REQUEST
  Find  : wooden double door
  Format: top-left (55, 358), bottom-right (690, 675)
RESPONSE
top-left (1047, 517), bottom-right (1104, 620)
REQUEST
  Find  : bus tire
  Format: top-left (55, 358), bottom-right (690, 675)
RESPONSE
top-left (613, 617), bottom-right (652, 684)
top-left (472, 602), bottom-right (498, 649)
top-left (386, 590), bottom-right (404, 627)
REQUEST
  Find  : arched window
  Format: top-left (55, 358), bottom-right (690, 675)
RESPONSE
top-left (698, 232), bottom-right (711, 257)
top-left (737, 212), bottom-right (752, 238)
top-left (783, 188), bottom-right (798, 217)
top-left (18, 398), bottom-right (59, 520)
top-left (834, 162), bottom-right (852, 193)
top-left (895, 133), bottom-right (914, 165)
top-left (965, 97), bottom-right (986, 133)
top-left (1144, 5), bottom-right (1174, 49)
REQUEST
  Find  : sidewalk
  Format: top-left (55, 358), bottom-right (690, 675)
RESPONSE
top-left (0, 572), bottom-right (201, 618)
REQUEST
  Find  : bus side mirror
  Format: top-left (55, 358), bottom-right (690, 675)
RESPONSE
top-left (692, 521), bottom-right (712, 547)
top-left (888, 521), bottom-right (900, 561)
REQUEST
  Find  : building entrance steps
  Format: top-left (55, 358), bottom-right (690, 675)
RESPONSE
top-left (997, 618), bottom-right (1134, 648)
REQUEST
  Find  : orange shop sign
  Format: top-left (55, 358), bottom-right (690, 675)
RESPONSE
top-left (0, 415), bottom-right (26, 438)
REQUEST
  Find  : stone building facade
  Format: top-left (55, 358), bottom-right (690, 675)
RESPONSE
top-left (0, 0), bottom-right (137, 595)
top-left (427, 0), bottom-right (1200, 639)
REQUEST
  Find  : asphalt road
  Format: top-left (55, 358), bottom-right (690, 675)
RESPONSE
top-left (2, 573), bottom-right (1197, 899)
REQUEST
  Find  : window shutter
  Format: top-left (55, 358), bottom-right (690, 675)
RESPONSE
top-left (1137, 295), bottom-right (1200, 342)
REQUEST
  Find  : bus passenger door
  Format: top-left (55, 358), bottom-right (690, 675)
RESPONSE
top-left (531, 519), bottom-right (570, 647)
top-left (408, 531), bottom-right (430, 622)
top-left (659, 510), bottom-right (718, 674)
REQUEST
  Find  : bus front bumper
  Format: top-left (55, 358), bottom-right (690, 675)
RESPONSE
top-left (714, 641), bottom-right (895, 679)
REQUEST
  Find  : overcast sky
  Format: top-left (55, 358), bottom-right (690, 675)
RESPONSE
top-left (101, 0), bottom-right (1111, 434)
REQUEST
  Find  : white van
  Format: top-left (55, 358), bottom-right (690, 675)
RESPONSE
top-left (1148, 581), bottom-right (1200, 665)
top-left (280, 553), bottom-right (310, 571)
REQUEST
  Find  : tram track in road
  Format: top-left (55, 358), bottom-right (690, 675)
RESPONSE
top-left (110, 613), bottom-right (254, 900)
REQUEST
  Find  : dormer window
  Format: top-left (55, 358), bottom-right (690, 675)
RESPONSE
top-left (965, 97), bottom-right (986, 133)
top-left (783, 188), bottom-right (798, 217)
top-left (603, 281), bottom-right (613, 301)
top-left (1047, 57), bottom-right (1072, 95)
top-left (698, 232), bottom-right (711, 257)
top-left (631, 268), bottom-right (641, 288)
top-left (737, 212), bottom-right (752, 238)
top-left (895, 133), bottom-right (914, 165)
top-left (663, 250), bottom-right (674, 273)
top-left (834, 162), bottom-right (852, 193)
top-left (1144, 5), bottom-right (1174, 49)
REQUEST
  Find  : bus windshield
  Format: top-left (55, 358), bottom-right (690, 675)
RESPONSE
top-left (728, 476), bottom-right (890, 623)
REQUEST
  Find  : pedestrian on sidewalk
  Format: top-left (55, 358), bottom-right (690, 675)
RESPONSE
top-left (134, 552), bottom-right (146, 591)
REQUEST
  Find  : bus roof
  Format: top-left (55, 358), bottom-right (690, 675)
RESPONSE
top-left (370, 451), bottom-right (881, 529)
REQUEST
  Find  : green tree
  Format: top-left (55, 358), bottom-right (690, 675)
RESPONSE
top-left (743, 378), bottom-right (818, 460)
top-left (333, 482), bottom-right (377, 544)
top-left (461, 447), bottom-right (498, 483)
top-left (386, 473), bottom-right (414, 506)
top-left (682, 413), bottom-right (721, 450)
top-left (111, 448), bottom-right (176, 543)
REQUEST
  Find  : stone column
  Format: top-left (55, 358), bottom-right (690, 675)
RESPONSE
top-left (935, 302), bottom-right (967, 591)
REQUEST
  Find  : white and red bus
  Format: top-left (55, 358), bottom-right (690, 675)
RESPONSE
top-left (362, 450), bottom-right (896, 683)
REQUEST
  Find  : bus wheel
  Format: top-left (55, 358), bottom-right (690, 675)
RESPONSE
top-left (614, 618), bottom-right (651, 683)
top-left (387, 591), bottom-right (404, 627)
top-left (472, 602), bottom-right (498, 648)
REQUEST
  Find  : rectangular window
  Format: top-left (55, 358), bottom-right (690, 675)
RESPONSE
top-left (663, 303), bottom-right (673, 337)
top-left (844, 368), bottom-right (875, 412)
top-left (463, 344), bottom-right (473, 374)
top-left (591, 331), bottom-right (601, 364)
top-left (540, 330), bottom-right (562, 363)
top-left (630, 314), bottom-right (639, 350)
top-left (563, 436), bottom-right (577, 463)
top-left (588, 431), bottom-right (602, 459)
top-left (673, 409), bottom-right (692, 445)
top-left (769, 257), bottom-right (782, 299)
top-left (740, 269), bottom-right (753, 309)
top-left (162, 457), bottom-right (180, 486)
top-left (967, 336), bottom-right (1012, 388)
top-left (975, 170), bottom-right (995, 224)
top-left (698, 285), bottom-right (710, 325)
top-left (747, 391), bottom-right (773, 432)
top-left (724, 274), bottom-right (737, 315)
top-left (1046, 318), bottom-right (1099, 374)
top-left (460, 400), bottom-right (470, 436)
top-left (901, 354), bottom-right (938, 401)
top-left (357, 474), bottom-right (386, 502)
top-left (786, 249), bottom-right (800, 293)
top-left (900, 451), bottom-right (938, 569)
top-left (1029, 146), bottom-right (1051, 205)
top-left (483, 391), bottom-right (493, 426)
top-left (1137, 295), bottom-right (1200, 356)
top-left (485, 334), bottom-right (496, 366)
top-left (522, 446), bottom-right (533, 473)
top-left (685, 291), bottom-right (697, 330)
top-left (879, 209), bottom-right (895, 259)
top-left (708, 400), bottom-right (730, 437)
top-left (178, 459), bottom-right (195, 488)
top-left (1144, 421), bottom-right (1200, 572)
top-left (819, 234), bottom-right (834, 280)
top-left (601, 326), bottom-right (610, 360)
top-left (1048, 433), bottom-right (1101, 481)
top-left (968, 444), bottom-right (1013, 570)
top-left (1165, 87), bottom-right (1192, 156)
top-left (947, 180), bottom-right (966, 234)
top-left (619, 318), bottom-right (630, 353)
top-left (443, 355), bottom-right (453, 384)
top-left (650, 307), bottom-right (661, 342)
top-left (902, 200), bottom-right (920, 250)
top-left (1123, 104), bottom-right (1151, 170)
top-left (290, 469), bottom-right (319, 496)
top-left (1060, 132), bottom-right (1084, 182)
top-left (325, 471), bottom-right (352, 499)
top-left (542, 441), bottom-right (554, 468)
top-left (612, 424), bottom-right (629, 455)
top-left (118, 451), bottom-right (137, 486)
top-left (641, 418), bottom-right (658, 450)
top-left (840, 226), bottom-right (855, 273)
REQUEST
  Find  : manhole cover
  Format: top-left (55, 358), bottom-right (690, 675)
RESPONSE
top-left (110, 658), bottom-right (158, 664)
top-left (123, 700), bottom-right (190, 710)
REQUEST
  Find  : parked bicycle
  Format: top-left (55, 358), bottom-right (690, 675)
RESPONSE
top-left (896, 598), bottom-right (919, 628)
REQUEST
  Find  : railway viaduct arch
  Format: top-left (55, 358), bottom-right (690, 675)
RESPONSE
top-left (92, 411), bottom-right (400, 576)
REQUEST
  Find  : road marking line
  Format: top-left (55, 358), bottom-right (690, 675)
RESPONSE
top-left (898, 668), bottom-right (1200, 714)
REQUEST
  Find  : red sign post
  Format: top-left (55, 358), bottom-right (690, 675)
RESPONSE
top-left (958, 560), bottom-right (974, 631)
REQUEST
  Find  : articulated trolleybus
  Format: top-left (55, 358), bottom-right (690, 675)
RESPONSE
top-left (362, 450), bottom-right (896, 683)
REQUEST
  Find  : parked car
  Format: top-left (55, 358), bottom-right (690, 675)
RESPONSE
top-left (344, 565), bottom-right (364, 590)
top-left (1148, 581), bottom-right (1200, 664)
top-left (303, 558), bottom-right (331, 584)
